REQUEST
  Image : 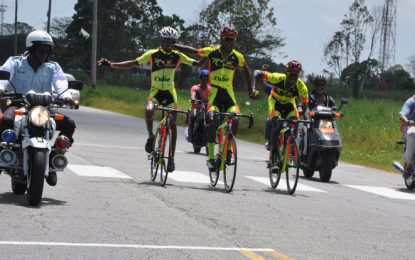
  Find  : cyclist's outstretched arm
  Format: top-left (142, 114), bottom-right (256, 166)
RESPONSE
top-left (174, 44), bottom-right (199, 55)
top-left (193, 57), bottom-right (208, 67)
top-left (98, 58), bottom-right (137, 69)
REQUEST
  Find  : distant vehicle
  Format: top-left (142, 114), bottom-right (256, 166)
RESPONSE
top-left (64, 73), bottom-right (80, 108)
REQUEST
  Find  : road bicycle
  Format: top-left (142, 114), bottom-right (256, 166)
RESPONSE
top-left (269, 118), bottom-right (309, 195)
top-left (209, 112), bottom-right (254, 193)
top-left (149, 105), bottom-right (187, 186)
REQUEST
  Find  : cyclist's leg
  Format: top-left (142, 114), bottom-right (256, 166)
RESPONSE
top-left (166, 89), bottom-right (178, 172)
top-left (188, 109), bottom-right (197, 142)
top-left (269, 97), bottom-right (282, 157)
top-left (225, 88), bottom-right (240, 135)
top-left (144, 88), bottom-right (159, 153)
top-left (206, 87), bottom-right (220, 170)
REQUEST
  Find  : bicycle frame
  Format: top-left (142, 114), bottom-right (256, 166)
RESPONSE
top-left (217, 116), bottom-right (234, 171)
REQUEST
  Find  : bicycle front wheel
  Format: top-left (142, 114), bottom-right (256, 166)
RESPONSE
top-left (223, 135), bottom-right (237, 193)
top-left (159, 127), bottom-right (172, 186)
top-left (285, 139), bottom-right (300, 195)
top-left (269, 152), bottom-right (281, 189)
top-left (150, 130), bottom-right (160, 181)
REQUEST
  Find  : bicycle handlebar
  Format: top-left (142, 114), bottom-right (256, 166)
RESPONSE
top-left (155, 105), bottom-right (188, 114)
top-left (276, 118), bottom-right (311, 124)
top-left (214, 111), bottom-right (255, 129)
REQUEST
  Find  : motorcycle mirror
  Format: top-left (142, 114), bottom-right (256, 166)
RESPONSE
top-left (0, 70), bottom-right (11, 80)
top-left (341, 98), bottom-right (349, 105)
top-left (0, 70), bottom-right (17, 93)
top-left (68, 80), bottom-right (83, 90)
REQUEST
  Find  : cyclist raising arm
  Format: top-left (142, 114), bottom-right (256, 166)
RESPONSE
top-left (253, 60), bottom-right (310, 172)
top-left (98, 27), bottom-right (204, 172)
top-left (175, 25), bottom-right (259, 172)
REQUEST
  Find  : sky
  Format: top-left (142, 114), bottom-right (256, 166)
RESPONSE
top-left (2, 0), bottom-right (415, 75)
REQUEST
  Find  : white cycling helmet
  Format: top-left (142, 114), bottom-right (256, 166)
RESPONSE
top-left (26, 30), bottom-right (54, 48)
top-left (159, 27), bottom-right (179, 40)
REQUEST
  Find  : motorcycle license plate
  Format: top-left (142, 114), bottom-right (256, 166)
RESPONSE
top-left (319, 120), bottom-right (333, 129)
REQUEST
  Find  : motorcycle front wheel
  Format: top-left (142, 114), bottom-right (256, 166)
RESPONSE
top-left (27, 149), bottom-right (47, 206)
top-left (405, 175), bottom-right (415, 190)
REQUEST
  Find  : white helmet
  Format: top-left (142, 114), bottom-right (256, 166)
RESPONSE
top-left (26, 30), bottom-right (53, 48)
top-left (159, 27), bottom-right (179, 40)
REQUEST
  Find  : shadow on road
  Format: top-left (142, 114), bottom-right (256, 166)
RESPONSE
top-left (299, 175), bottom-right (340, 185)
top-left (262, 188), bottom-right (310, 197)
top-left (0, 192), bottom-right (67, 207)
top-left (396, 188), bottom-right (415, 194)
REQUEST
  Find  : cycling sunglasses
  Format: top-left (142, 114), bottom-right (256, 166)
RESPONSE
top-left (163, 38), bottom-right (176, 44)
top-left (223, 37), bottom-right (236, 42)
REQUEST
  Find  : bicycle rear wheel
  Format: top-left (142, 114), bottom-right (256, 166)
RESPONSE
top-left (150, 130), bottom-right (159, 181)
top-left (285, 139), bottom-right (300, 195)
top-left (159, 127), bottom-right (172, 186)
top-left (223, 135), bottom-right (237, 193)
top-left (269, 151), bottom-right (281, 189)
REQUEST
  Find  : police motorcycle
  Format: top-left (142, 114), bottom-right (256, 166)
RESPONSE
top-left (299, 98), bottom-right (348, 182)
top-left (392, 146), bottom-right (415, 190)
top-left (185, 99), bottom-right (208, 154)
top-left (0, 70), bottom-right (82, 206)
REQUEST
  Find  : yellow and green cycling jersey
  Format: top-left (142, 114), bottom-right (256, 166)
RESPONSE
top-left (135, 48), bottom-right (195, 91)
top-left (197, 45), bottom-right (246, 90)
top-left (263, 72), bottom-right (309, 104)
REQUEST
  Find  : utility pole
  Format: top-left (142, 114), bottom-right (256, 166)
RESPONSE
top-left (47, 0), bottom-right (52, 33)
top-left (378, 0), bottom-right (396, 90)
top-left (0, 1), bottom-right (7, 36)
top-left (14, 0), bottom-right (17, 55)
top-left (379, 0), bottom-right (396, 73)
top-left (91, 0), bottom-right (97, 88)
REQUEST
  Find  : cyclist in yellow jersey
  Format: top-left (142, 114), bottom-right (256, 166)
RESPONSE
top-left (253, 60), bottom-right (310, 172)
top-left (175, 25), bottom-right (259, 172)
top-left (98, 27), bottom-right (204, 172)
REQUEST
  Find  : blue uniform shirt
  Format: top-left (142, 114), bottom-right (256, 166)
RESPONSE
top-left (399, 96), bottom-right (415, 122)
top-left (0, 56), bottom-right (70, 98)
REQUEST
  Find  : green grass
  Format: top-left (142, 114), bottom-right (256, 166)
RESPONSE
top-left (80, 83), bottom-right (405, 172)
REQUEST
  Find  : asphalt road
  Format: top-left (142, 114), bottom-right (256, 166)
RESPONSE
top-left (0, 106), bottom-right (414, 260)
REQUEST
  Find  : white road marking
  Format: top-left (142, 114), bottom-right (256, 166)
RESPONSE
top-left (246, 176), bottom-right (327, 192)
top-left (67, 164), bottom-right (132, 179)
top-left (75, 142), bottom-right (142, 150)
top-left (344, 185), bottom-right (415, 200)
top-left (0, 241), bottom-right (274, 252)
top-left (169, 171), bottom-right (223, 184)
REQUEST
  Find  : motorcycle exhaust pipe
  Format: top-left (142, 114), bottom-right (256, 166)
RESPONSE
top-left (0, 149), bottom-right (17, 166)
top-left (392, 161), bottom-right (404, 174)
top-left (51, 154), bottom-right (68, 170)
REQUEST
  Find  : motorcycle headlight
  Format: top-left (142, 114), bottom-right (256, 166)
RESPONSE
top-left (29, 106), bottom-right (50, 126)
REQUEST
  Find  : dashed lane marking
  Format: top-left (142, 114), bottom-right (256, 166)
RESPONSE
top-left (0, 241), bottom-right (274, 252)
top-left (246, 176), bottom-right (327, 193)
top-left (344, 185), bottom-right (415, 200)
top-left (67, 164), bottom-right (132, 179)
top-left (169, 171), bottom-right (223, 185)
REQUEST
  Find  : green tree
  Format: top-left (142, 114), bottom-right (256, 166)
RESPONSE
top-left (197, 0), bottom-right (284, 57)
top-left (2, 22), bottom-right (33, 35)
top-left (380, 65), bottom-right (415, 90)
top-left (324, 0), bottom-right (374, 97)
top-left (64, 0), bottom-right (184, 75)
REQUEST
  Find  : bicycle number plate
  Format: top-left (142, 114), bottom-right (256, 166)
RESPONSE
top-left (319, 120), bottom-right (333, 129)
